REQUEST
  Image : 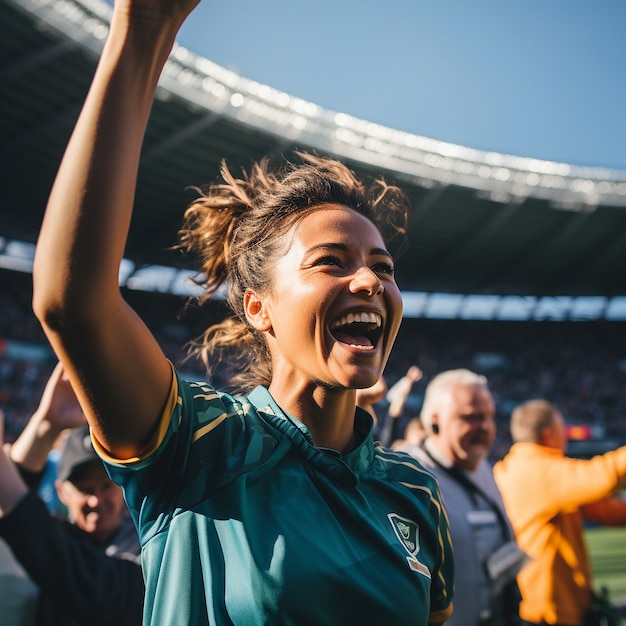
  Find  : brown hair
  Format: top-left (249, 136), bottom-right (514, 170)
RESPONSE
top-left (178, 152), bottom-right (410, 394)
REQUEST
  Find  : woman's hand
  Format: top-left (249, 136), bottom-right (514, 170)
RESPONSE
top-left (112, 0), bottom-right (201, 36)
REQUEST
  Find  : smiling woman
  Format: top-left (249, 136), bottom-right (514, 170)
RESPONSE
top-left (31, 0), bottom-right (454, 624)
top-left (178, 156), bottom-right (407, 399)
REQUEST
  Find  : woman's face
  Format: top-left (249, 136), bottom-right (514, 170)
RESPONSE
top-left (257, 204), bottom-right (403, 391)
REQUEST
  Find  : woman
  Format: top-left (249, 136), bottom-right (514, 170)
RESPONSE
top-left (32, 0), bottom-right (453, 624)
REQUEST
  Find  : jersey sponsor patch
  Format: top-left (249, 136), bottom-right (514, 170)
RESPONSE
top-left (388, 513), bottom-right (431, 578)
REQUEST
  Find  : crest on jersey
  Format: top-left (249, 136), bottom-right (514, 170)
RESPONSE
top-left (388, 513), bottom-right (431, 578)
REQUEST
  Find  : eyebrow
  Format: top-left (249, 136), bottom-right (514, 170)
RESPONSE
top-left (307, 242), bottom-right (393, 259)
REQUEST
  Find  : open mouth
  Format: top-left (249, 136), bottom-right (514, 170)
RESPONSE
top-left (329, 311), bottom-right (383, 349)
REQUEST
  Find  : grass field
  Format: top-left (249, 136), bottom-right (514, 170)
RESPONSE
top-left (587, 526), bottom-right (626, 603)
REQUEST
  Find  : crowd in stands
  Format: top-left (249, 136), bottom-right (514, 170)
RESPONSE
top-left (385, 317), bottom-right (626, 460)
top-left (2, 268), bottom-right (626, 460)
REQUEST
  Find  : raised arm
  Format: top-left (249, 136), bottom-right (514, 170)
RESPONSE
top-left (32, 0), bottom-right (200, 457)
top-left (386, 365), bottom-right (422, 418)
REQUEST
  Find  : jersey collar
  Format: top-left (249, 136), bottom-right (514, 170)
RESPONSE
top-left (247, 385), bottom-right (375, 486)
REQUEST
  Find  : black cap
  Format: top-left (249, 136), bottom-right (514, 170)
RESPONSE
top-left (57, 425), bottom-right (101, 483)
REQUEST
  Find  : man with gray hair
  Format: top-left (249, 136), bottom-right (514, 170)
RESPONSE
top-left (399, 369), bottom-right (526, 626)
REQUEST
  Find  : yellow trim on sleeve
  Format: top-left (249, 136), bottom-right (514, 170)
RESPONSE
top-left (428, 603), bottom-right (454, 624)
top-left (91, 361), bottom-right (179, 465)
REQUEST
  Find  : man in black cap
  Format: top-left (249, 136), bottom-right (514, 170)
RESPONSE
top-left (54, 424), bottom-right (140, 558)
top-left (0, 363), bottom-right (143, 626)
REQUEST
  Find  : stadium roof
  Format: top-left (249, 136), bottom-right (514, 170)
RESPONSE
top-left (2, 0), bottom-right (626, 306)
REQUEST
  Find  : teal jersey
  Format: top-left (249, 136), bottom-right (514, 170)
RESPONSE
top-left (103, 370), bottom-right (454, 625)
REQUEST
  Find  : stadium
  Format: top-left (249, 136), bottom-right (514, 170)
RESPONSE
top-left (3, 0), bottom-right (626, 438)
top-left (1, 0), bottom-right (626, 615)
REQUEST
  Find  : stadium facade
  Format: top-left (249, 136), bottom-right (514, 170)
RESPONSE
top-left (2, 0), bottom-right (626, 320)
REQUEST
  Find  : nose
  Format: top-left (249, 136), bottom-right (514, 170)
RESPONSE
top-left (349, 266), bottom-right (384, 296)
top-left (85, 493), bottom-right (100, 508)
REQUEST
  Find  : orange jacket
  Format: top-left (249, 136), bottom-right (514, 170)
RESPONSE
top-left (493, 442), bottom-right (626, 625)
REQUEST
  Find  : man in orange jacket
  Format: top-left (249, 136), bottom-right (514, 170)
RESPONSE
top-left (494, 399), bottom-right (626, 626)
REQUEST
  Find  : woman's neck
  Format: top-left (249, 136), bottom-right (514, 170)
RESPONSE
top-left (268, 380), bottom-right (358, 453)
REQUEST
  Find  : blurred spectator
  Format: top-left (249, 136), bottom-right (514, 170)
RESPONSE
top-left (356, 365), bottom-right (423, 447)
top-left (377, 365), bottom-right (423, 447)
top-left (391, 417), bottom-right (427, 451)
top-left (494, 399), bottom-right (626, 626)
top-left (0, 410), bottom-right (38, 626)
top-left (403, 369), bottom-right (526, 626)
top-left (0, 539), bottom-right (37, 626)
top-left (355, 375), bottom-right (388, 427)
top-left (0, 363), bottom-right (143, 626)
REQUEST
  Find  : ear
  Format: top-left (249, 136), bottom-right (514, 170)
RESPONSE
top-left (538, 426), bottom-right (553, 446)
top-left (244, 288), bottom-right (272, 332)
top-left (430, 415), bottom-right (440, 435)
top-left (55, 479), bottom-right (68, 505)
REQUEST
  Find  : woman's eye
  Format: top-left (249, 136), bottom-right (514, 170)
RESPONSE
top-left (315, 255), bottom-right (343, 267)
top-left (373, 262), bottom-right (395, 276)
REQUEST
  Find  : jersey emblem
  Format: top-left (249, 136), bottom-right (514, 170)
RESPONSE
top-left (388, 513), bottom-right (431, 578)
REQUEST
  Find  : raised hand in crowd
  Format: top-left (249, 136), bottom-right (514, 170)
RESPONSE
top-left (10, 362), bottom-right (85, 474)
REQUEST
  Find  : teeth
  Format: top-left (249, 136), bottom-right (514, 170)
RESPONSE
top-left (331, 311), bottom-right (382, 328)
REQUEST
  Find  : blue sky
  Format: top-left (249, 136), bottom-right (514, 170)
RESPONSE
top-left (170, 0), bottom-right (626, 170)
